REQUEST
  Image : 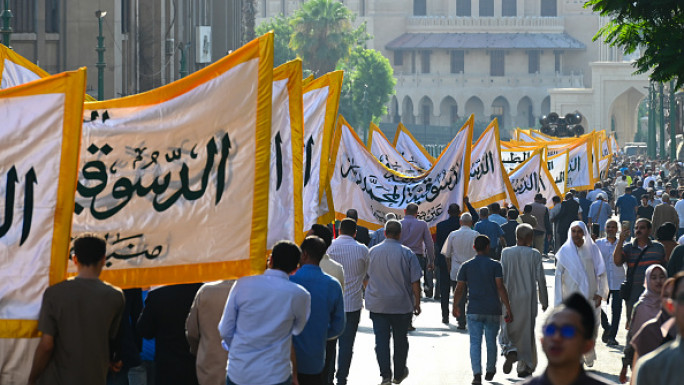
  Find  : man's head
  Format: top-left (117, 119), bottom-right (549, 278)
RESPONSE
top-left (507, 209), bottom-right (519, 220)
top-left (516, 224), bottom-right (534, 246)
top-left (385, 212), bottom-right (397, 222)
top-left (309, 224), bottom-right (333, 248)
top-left (564, 192), bottom-right (574, 201)
top-left (448, 203), bottom-right (461, 218)
top-left (625, 186), bottom-right (632, 194)
top-left (622, 175), bottom-right (627, 181)
top-left (605, 219), bottom-right (618, 238)
top-left (270, 241), bottom-right (301, 273)
top-left (489, 202), bottom-right (501, 215)
top-left (384, 219), bottom-right (402, 239)
top-left (541, 293), bottom-right (596, 368)
top-left (634, 218), bottom-right (652, 241)
top-left (345, 208), bottom-right (359, 221)
top-left (405, 203), bottom-right (419, 216)
top-left (656, 222), bottom-right (677, 242)
top-left (535, 193), bottom-right (544, 202)
top-left (460, 212), bottom-right (473, 227)
top-left (523, 204), bottom-right (533, 214)
top-left (479, 207), bottom-right (489, 218)
top-left (299, 236), bottom-right (327, 266)
top-left (668, 272), bottom-right (684, 336)
top-left (662, 193), bottom-right (671, 203)
top-left (641, 195), bottom-right (649, 206)
top-left (473, 235), bottom-right (490, 255)
top-left (552, 196), bottom-right (561, 205)
top-left (72, 234), bottom-right (107, 267)
top-left (570, 224), bottom-right (585, 247)
top-left (596, 193), bottom-right (606, 201)
top-left (594, 182), bottom-right (602, 189)
top-left (339, 218), bottom-right (358, 237)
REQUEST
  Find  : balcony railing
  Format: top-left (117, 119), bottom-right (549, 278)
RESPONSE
top-left (406, 16), bottom-right (565, 33)
top-left (394, 70), bottom-right (584, 89)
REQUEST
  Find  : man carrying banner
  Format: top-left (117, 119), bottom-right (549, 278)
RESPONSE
top-left (400, 203), bottom-right (435, 298)
top-left (28, 234), bottom-right (125, 385)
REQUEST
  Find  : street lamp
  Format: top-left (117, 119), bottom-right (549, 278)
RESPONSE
top-left (1, 0), bottom-right (12, 47)
top-left (95, 10), bottom-right (107, 101)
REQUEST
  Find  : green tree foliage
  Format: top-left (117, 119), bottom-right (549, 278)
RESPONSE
top-left (256, 14), bottom-right (297, 67)
top-left (585, 0), bottom-right (683, 88)
top-left (290, 0), bottom-right (368, 75)
top-left (338, 47), bottom-right (396, 133)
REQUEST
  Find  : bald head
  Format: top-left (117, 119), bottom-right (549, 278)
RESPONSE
top-left (460, 212), bottom-right (473, 227)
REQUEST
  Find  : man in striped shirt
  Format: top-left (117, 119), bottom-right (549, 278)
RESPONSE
top-left (326, 218), bottom-right (370, 385)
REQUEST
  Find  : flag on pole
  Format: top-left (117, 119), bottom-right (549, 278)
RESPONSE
top-left (547, 150), bottom-right (569, 194)
top-left (0, 68), bottom-right (87, 338)
top-left (508, 148), bottom-right (543, 207)
top-left (367, 122), bottom-right (423, 176)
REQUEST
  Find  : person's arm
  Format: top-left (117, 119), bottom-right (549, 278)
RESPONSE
top-left (412, 281), bottom-right (421, 316)
top-left (28, 334), bottom-right (54, 385)
top-left (291, 340), bottom-right (300, 385)
top-left (185, 288), bottom-right (202, 355)
top-left (218, 284), bottom-right (240, 350)
top-left (614, 229), bottom-right (629, 266)
top-left (537, 256), bottom-right (549, 311)
top-left (328, 284), bottom-right (345, 339)
top-left (465, 197), bottom-right (479, 223)
top-left (452, 281), bottom-right (467, 318)
top-left (495, 277), bottom-right (513, 322)
top-left (544, 208), bottom-right (552, 235)
top-left (423, 223), bottom-right (435, 269)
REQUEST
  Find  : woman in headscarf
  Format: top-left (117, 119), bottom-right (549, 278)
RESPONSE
top-left (618, 264), bottom-right (667, 383)
top-left (655, 222), bottom-right (677, 262)
top-left (554, 221), bottom-right (609, 366)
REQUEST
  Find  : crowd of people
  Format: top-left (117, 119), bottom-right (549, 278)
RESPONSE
top-left (24, 155), bottom-right (684, 385)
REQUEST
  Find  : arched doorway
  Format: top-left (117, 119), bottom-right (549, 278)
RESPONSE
top-left (419, 96), bottom-right (434, 126)
top-left (491, 96), bottom-right (510, 131)
top-left (465, 96), bottom-right (485, 122)
top-left (516, 96), bottom-right (534, 128)
top-left (402, 96), bottom-right (415, 125)
top-left (440, 96), bottom-right (458, 126)
top-left (608, 87), bottom-right (646, 145)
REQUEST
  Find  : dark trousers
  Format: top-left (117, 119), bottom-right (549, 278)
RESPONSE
top-left (336, 310), bottom-right (361, 385)
top-left (370, 312), bottom-right (411, 380)
top-left (228, 376), bottom-right (291, 385)
top-left (416, 254), bottom-right (434, 293)
top-left (600, 290), bottom-right (622, 340)
top-left (436, 254), bottom-right (451, 318)
top-left (298, 372), bottom-right (323, 385)
top-left (322, 339), bottom-right (336, 385)
top-left (625, 284), bottom-right (645, 326)
top-left (454, 281), bottom-right (467, 327)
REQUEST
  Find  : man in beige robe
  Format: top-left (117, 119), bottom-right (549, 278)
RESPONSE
top-left (499, 224), bottom-right (549, 378)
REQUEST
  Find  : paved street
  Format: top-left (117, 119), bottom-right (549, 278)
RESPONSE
top-left (345, 258), bottom-right (625, 384)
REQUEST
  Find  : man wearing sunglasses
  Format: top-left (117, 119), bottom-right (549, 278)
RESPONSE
top-left (521, 293), bottom-right (611, 385)
top-left (633, 271), bottom-right (684, 385)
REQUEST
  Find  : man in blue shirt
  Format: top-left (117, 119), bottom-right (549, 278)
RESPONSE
top-left (219, 241), bottom-right (311, 385)
top-left (474, 207), bottom-right (505, 260)
top-left (291, 236), bottom-right (345, 385)
top-left (588, 193), bottom-right (613, 237)
top-left (453, 235), bottom-right (513, 384)
top-left (616, 186), bottom-right (639, 234)
top-left (488, 202), bottom-right (508, 226)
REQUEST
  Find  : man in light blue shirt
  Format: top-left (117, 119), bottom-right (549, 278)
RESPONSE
top-left (219, 241), bottom-right (311, 385)
top-left (366, 220), bottom-right (422, 385)
top-left (587, 193), bottom-right (613, 236)
top-left (290, 236), bottom-right (345, 384)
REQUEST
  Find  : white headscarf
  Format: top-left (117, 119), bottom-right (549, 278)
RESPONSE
top-left (555, 221), bottom-right (608, 304)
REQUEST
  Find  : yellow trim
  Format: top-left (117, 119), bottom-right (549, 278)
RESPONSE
top-left (303, 74), bottom-right (314, 87)
top-left (0, 320), bottom-right (40, 338)
top-left (565, 138), bottom-right (593, 192)
top-left (274, 59), bottom-right (305, 244)
top-left (367, 122), bottom-right (423, 172)
top-left (459, 115), bottom-right (475, 196)
top-left (541, 154), bottom-right (563, 200)
top-left (392, 122), bottom-right (437, 163)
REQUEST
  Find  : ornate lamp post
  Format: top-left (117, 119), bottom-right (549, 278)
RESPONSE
top-left (95, 10), bottom-right (107, 100)
top-left (1, 0), bottom-right (12, 47)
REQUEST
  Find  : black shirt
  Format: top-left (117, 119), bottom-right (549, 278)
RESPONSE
top-left (636, 204), bottom-right (654, 219)
top-left (521, 368), bottom-right (613, 385)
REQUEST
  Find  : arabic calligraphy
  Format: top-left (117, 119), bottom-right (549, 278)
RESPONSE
top-left (470, 151), bottom-right (495, 180)
top-left (75, 132), bottom-right (232, 220)
top-left (511, 171), bottom-right (539, 195)
top-left (0, 166), bottom-right (37, 245)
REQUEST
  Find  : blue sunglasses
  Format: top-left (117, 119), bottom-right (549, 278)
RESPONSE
top-left (543, 324), bottom-right (578, 339)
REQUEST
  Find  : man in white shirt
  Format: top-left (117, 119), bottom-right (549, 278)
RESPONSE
top-left (674, 196), bottom-right (684, 238)
top-left (441, 212), bottom-right (479, 329)
top-left (594, 219), bottom-right (625, 346)
top-left (614, 172), bottom-right (628, 198)
top-left (218, 241), bottom-right (311, 385)
top-left (326, 218), bottom-right (370, 385)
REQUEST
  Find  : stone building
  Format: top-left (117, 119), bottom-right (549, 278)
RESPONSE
top-left (6, 0), bottom-right (243, 100)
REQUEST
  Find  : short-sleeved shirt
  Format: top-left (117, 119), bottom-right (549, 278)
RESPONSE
top-left (38, 277), bottom-right (125, 385)
top-left (637, 204), bottom-right (655, 219)
top-left (616, 194), bottom-right (638, 221)
top-left (457, 255), bottom-right (503, 315)
top-left (620, 240), bottom-right (666, 286)
top-left (474, 218), bottom-right (505, 248)
top-left (588, 200), bottom-right (612, 231)
top-left (366, 239), bottom-right (422, 314)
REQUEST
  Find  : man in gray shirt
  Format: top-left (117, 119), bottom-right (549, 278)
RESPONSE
top-left (366, 220), bottom-right (422, 385)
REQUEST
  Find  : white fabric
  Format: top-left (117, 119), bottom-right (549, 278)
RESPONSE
top-left (441, 226), bottom-right (479, 280)
top-left (394, 126), bottom-right (434, 171)
top-left (501, 148), bottom-right (534, 173)
top-left (302, 85), bottom-right (331, 230)
top-left (566, 140), bottom-right (593, 190)
top-left (468, 121), bottom-right (514, 207)
top-left (595, 237), bottom-right (626, 290)
top-left (325, 235), bottom-right (369, 312)
top-left (368, 127), bottom-right (422, 176)
top-left (1, 58), bottom-right (41, 89)
top-left (547, 151), bottom-right (568, 194)
top-left (508, 150), bottom-right (542, 208)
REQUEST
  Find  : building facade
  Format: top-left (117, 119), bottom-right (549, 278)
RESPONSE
top-left (6, 0), bottom-right (243, 100)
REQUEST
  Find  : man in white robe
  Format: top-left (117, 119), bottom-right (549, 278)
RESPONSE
top-left (499, 224), bottom-right (549, 378)
top-left (554, 221), bottom-right (609, 366)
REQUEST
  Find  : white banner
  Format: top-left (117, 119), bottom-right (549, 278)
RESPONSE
top-left (566, 138), bottom-right (594, 191)
top-left (393, 122), bottom-right (435, 171)
top-left (71, 34), bottom-right (273, 288)
top-left (501, 147), bottom-right (535, 173)
top-left (516, 129), bottom-right (540, 143)
top-left (302, 72), bottom-right (342, 230)
top-left (467, 120), bottom-right (517, 208)
top-left (547, 151), bottom-right (568, 195)
top-left (268, 60), bottom-right (304, 249)
top-left (330, 116), bottom-right (473, 228)
top-left (0, 69), bottom-right (86, 337)
top-left (539, 156), bottom-right (564, 207)
top-left (599, 156), bottom-right (611, 181)
top-left (368, 123), bottom-right (422, 176)
top-left (508, 149), bottom-right (543, 208)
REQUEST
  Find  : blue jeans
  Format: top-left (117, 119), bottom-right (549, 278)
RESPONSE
top-left (336, 310), bottom-right (361, 385)
top-left (227, 376), bottom-right (291, 385)
top-left (467, 314), bottom-right (500, 375)
top-left (369, 312), bottom-right (411, 380)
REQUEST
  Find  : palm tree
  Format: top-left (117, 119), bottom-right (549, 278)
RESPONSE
top-left (290, 0), bottom-right (355, 75)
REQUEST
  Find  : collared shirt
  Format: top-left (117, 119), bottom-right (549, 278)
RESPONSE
top-left (399, 215), bottom-right (435, 262)
top-left (319, 254), bottom-right (345, 292)
top-left (620, 239), bottom-right (666, 286)
top-left (521, 368), bottom-right (613, 384)
top-left (501, 220), bottom-right (518, 247)
top-left (474, 218), bottom-right (504, 248)
top-left (587, 188), bottom-right (605, 202)
top-left (441, 226), bottom-right (479, 280)
top-left (588, 200), bottom-right (612, 231)
top-left (290, 265), bottom-right (345, 375)
top-left (674, 199), bottom-right (684, 227)
top-left (219, 269), bottom-right (310, 385)
top-left (366, 239), bottom-right (422, 314)
top-left (457, 255), bottom-right (504, 315)
top-left (595, 237), bottom-right (625, 290)
top-left (326, 235), bottom-right (369, 312)
top-left (634, 336), bottom-right (684, 385)
top-left (489, 213), bottom-right (507, 226)
top-left (617, 194), bottom-right (638, 221)
top-left (615, 179), bottom-right (628, 197)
